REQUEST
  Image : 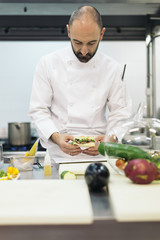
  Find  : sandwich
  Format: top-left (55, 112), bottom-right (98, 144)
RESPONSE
top-left (71, 136), bottom-right (96, 148)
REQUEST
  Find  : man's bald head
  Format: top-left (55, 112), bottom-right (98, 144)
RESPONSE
top-left (68, 6), bottom-right (103, 30)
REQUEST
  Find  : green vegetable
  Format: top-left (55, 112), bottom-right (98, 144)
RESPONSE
top-left (61, 171), bottom-right (77, 180)
top-left (0, 170), bottom-right (7, 178)
top-left (98, 142), bottom-right (105, 156)
top-left (98, 142), bottom-right (152, 161)
top-left (71, 137), bottom-right (95, 144)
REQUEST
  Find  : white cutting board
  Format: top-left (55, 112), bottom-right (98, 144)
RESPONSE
top-left (59, 161), bottom-right (108, 175)
top-left (108, 170), bottom-right (160, 222)
top-left (0, 180), bottom-right (93, 225)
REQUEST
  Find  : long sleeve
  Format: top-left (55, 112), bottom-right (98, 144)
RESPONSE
top-left (29, 57), bottom-right (58, 142)
top-left (105, 65), bottom-right (132, 140)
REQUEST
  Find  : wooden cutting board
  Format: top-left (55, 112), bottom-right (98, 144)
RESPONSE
top-left (108, 168), bottom-right (160, 222)
top-left (0, 180), bottom-right (93, 225)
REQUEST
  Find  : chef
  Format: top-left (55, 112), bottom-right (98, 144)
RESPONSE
top-left (29, 5), bottom-right (132, 163)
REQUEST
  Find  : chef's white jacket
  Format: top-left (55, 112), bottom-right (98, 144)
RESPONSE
top-left (29, 45), bottom-right (132, 163)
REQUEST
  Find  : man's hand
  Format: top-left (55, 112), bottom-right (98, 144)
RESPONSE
top-left (82, 134), bottom-right (118, 156)
top-left (82, 135), bottom-right (105, 156)
top-left (105, 134), bottom-right (118, 143)
top-left (51, 132), bottom-right (82, 156)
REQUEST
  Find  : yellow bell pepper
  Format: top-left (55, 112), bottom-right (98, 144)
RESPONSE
top-left (25, 139), bottom-right (39, 157)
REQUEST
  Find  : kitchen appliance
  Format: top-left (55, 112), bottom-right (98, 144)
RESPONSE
top-left (2, 137), bottom-right (45, 152)
top-left (8, 122), bottom-right (31, 146)
top-left (121, 117), bottom-right (160, 150)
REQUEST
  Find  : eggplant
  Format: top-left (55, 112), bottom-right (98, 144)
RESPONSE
top-left (84, 163), bottom-right (110, 191)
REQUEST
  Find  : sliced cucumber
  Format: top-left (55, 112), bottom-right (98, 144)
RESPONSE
top-left (61, 171), bottom-right (77, 180)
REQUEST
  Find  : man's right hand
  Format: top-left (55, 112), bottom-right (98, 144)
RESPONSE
top-left (51, 132), bottom-right (82, 156)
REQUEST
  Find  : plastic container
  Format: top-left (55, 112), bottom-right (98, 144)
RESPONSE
top-left (11, 156), bottom-right (35, 171)
top-left (44, 152), bottom-right (51, 176)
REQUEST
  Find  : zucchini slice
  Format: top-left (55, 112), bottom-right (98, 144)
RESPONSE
top-left (61, 171), bottom-right (77, 180)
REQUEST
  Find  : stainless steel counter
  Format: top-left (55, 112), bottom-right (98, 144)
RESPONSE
top-left (3, 151), bottom-right (46, 159)
top-left (1, 157), bottom-right (160, 240)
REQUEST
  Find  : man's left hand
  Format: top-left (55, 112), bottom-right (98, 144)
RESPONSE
top-left (82, 135), bottom-right (105, 156)
top-left (82, 134), bottom-right (118, 156)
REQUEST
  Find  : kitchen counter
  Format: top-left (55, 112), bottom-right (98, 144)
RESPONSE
top-left (3, 151), bottom-right (46, 159)
top-left (0, 157), bottom-right (160, 240)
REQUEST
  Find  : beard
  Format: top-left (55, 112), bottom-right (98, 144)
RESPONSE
top-left (71, 42), bottom-right (99, 63)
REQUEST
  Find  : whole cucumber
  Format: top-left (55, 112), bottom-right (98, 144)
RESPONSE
top-left (98, 142), bottom-right (152, 161)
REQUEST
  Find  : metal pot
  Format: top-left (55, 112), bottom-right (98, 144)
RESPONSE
top-left (8, 122), bottom-right (31, 146)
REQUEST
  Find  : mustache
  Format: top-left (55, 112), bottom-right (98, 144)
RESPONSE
top-left (77, 52), bottom-right (92, 58)
top-left (77, 52), bottom-right (92, 62)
